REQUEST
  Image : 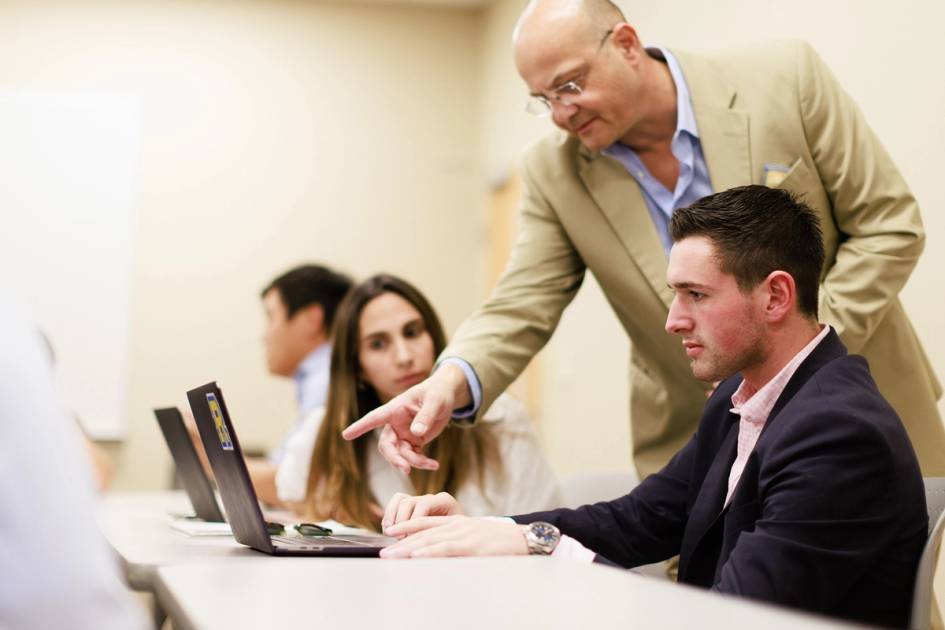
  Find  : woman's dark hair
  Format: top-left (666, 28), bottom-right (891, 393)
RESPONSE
top-left (303, 274), bottom-right (499, 530)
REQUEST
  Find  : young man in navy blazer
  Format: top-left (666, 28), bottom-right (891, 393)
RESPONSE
top-left (378, 185), bottom-right (927, 628)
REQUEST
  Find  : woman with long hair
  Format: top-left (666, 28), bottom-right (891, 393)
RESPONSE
top-left (275, 274), bottom-right (560, 531)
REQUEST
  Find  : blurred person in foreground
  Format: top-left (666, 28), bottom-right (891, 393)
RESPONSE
top-left (0, 276), bottom-right (148, 629)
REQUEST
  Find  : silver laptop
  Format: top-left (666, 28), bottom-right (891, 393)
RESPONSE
top-left (186, 381), bottom-right (393, 556)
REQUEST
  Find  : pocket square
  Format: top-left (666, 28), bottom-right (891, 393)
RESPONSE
top-left (763, 162), bottom-right (791, 187)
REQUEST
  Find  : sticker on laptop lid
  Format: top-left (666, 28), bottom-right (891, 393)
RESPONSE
top-left (206, 393), bottom-right (234, 451)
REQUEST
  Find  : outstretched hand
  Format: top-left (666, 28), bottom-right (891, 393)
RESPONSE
top-left (342, 363), bottom-right (470, 474)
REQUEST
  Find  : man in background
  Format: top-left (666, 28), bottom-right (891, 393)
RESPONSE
top-left (191, 264), bottom-right (352, 506)
top-left (248, 264), bottom-right (353, 505)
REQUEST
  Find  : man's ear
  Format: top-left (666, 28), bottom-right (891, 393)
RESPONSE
top-left (296, 303), bottom-right (325, 336)
top-left (762, 271), bottom-right (796, 323)
top-left (611, 23), bottom-right (642, 60)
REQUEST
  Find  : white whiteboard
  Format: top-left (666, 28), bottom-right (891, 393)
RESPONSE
top-left (0, 91), bottom-right (140, 439)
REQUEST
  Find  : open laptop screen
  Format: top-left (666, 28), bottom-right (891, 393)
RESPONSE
top-left (186, 382), bottom-right (274, 553)
top-left (154, 406), bottom-right (225, 523)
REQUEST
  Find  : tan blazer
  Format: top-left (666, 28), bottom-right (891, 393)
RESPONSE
top-left (445, 40), bottom-right (945, 477)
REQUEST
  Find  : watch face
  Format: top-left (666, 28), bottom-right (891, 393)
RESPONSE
top-left (532, 523), bottom-right (556, 544)
top-left (526, 521), bottom-right (560, 555)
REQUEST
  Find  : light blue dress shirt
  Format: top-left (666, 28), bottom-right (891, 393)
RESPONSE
top-left (449, 47), bottom-right (713, 417)
top-left (602, 47), bottom-right (713, 254)
top-left (294, 342), bottom-right (331, 418)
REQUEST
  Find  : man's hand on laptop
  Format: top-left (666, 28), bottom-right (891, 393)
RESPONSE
top-left (342, 364), bottom-right (470, 474)
top-left (380, 491), bottom-right (525, 558)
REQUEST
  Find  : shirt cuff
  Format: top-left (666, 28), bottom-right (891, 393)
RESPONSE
top-left (487, 518), bottom-right (595, 562)
top-left (552, 535), bottom-right (596, 562)
top-left (437, 357), bottom-right (482, 421)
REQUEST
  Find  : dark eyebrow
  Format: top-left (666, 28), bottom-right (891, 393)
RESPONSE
top-left (402, 317), bottom-right (424, 329)
top-left (667, 281), bottom-right (710, 290)
top-left (362, 330), bottom-right (390, 342)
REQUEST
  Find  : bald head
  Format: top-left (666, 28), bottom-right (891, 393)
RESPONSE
top-left (514, 0), bottom-right (625, 49)
top-left (514, 0), bottom-right (626, 79)
top-left (512, 0), bottom-right (667, 152)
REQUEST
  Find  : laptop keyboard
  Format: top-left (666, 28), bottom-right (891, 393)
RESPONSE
top-left (271, 535), bottom-right (379, 548)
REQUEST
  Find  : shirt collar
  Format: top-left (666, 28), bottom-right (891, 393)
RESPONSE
top-left (730, 325), bottom-right (832, 424)
top-left (602, 46), bottom-right (699, 158)
top-left (657, 47), bottom-right (700, 141)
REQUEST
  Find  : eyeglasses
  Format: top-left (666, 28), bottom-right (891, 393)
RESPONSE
top-left (294, 522), bottom-right (334, 537)
top-left (265, 521), bottom-right (334, 537)
top-left (525, 28), bottom-right (614, 117)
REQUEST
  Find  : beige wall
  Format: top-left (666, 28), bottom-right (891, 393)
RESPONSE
top-left (0, 0), bottom-right (485, 489)
top-left (478, 0), bottom-right (945, 477)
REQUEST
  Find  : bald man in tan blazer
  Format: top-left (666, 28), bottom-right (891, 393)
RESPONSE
top-left (345, 0), bottom-right (945, 478)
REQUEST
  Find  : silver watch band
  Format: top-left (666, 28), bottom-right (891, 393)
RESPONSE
top-left (523, 521), bottom-right (560, 555)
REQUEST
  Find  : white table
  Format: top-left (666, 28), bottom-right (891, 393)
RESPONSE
top-left (98, 491), bottom-right (254, 591)
top-left (154, 557), bottom-right (852, 630)
top-left (102, 492), bottom-right (852, 629)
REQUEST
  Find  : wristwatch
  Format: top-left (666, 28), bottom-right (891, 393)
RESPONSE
top-left (523, 521), bottom-right (561, 555)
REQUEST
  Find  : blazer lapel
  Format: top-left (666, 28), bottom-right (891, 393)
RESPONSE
top-left (578, 149), bottom-right (674, 308)
top-left (672, 50), bottom-right (752, 191)
top-left (679, 419), bottom-right (739, 572)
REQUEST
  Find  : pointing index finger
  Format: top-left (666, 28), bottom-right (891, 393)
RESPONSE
top-left (342, 406), bottom-right (391, 440)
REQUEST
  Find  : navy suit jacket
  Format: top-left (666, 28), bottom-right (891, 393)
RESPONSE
top-left (513, 330), bottom-right (926, 627)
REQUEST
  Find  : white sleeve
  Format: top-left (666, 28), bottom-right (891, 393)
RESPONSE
top-left (482, 519), bottom-right (595, 562)
top-left (480, 395), bottom-right (563, 516)
top-left (275, 406), bottom-right (325, 503)
top-left (552, 535), bottom-right (597, 562)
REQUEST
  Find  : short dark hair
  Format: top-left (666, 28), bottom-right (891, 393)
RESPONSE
top-left (261, 264), bottom-right (353, 329)
top-left (669, 185), bottom-right (825, 317)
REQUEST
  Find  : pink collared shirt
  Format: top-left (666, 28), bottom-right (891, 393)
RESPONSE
top-left (723, 324), bottom-right (830, 506)
top-left (551, 324), bottom-right (831, 563)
